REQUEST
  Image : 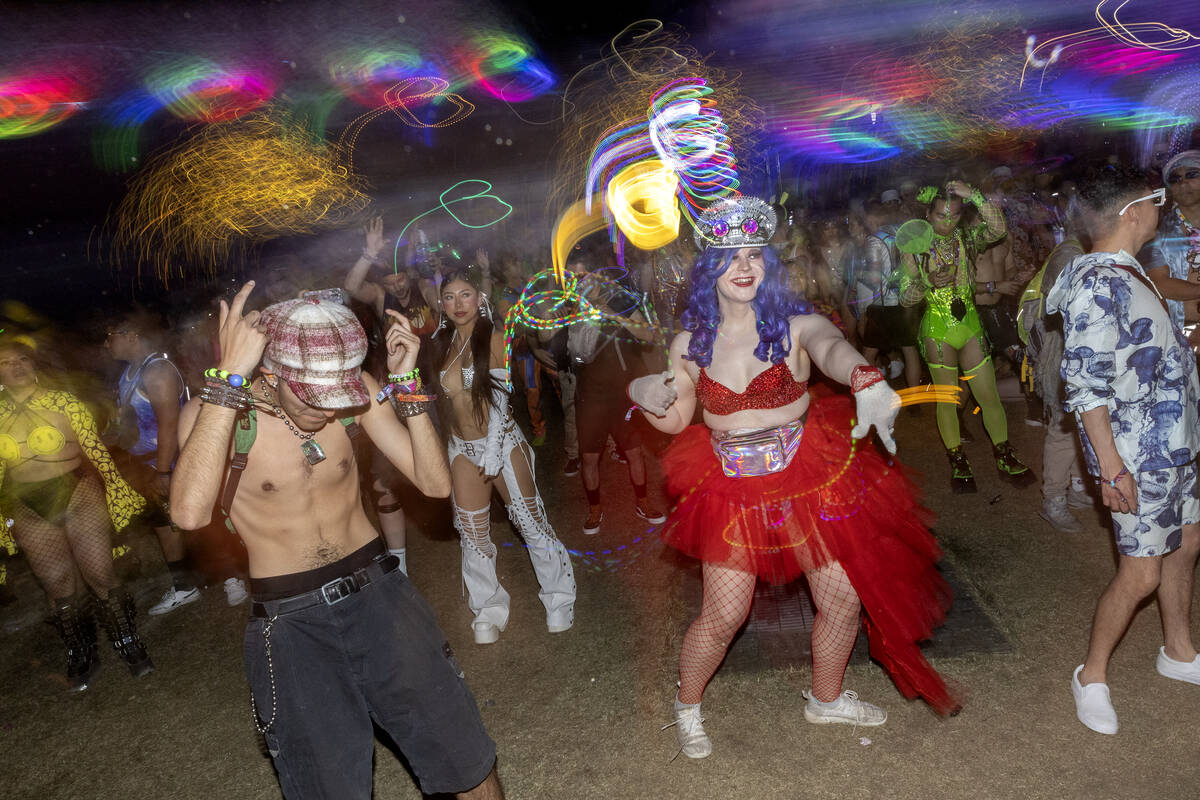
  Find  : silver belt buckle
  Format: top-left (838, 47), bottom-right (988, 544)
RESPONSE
top-left (320, 577), bottom-right (355, 605)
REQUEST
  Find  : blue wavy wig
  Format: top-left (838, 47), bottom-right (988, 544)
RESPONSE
top-left (679, 245), bottom-right (813, 368)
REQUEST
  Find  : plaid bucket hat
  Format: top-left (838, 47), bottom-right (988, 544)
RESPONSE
top-left (260, 296), bottom-right (369, 409)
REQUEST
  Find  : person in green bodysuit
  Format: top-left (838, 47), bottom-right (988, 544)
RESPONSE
top-left (899, 180), bottom-right (1036, 492)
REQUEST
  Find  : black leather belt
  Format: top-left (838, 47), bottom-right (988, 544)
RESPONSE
top-left (250, 554), bottom-right (400, 619)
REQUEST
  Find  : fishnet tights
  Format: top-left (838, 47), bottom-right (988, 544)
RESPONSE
top-left (677, 561), bottom-right (756, 704)
top-left (10, 471), bottom-right (119, 603)
top-left (807, 562), bottom-right (862, 702)
top-left (677, 560), bottom-right (861, 705)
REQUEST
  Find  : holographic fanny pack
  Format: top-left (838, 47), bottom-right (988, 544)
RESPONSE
top-left (710, 416), bottom-right (806, 478)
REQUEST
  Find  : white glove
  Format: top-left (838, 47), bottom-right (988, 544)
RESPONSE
top-left (850, 380), bottom-right (900, 455)
top-left (483, 368), bottom-right (511, 478)
top-left (627, 371), bottom-right (677, 417)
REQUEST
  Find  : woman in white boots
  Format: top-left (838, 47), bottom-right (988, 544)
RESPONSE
top-left (427, 265), bottom-right (575, 644)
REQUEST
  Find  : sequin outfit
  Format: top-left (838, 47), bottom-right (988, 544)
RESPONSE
top-left (901, 224), bottom-right (1002, 367)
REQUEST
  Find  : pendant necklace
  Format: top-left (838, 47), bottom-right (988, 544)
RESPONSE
top-left (261, 381), bottom-right (326, 465)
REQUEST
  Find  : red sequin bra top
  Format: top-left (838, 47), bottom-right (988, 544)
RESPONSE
top-left (696, 361), bottom-right (808, 415)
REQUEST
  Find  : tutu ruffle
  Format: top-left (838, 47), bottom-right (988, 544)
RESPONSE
top-left (661, 390), bottom-right (960, 715)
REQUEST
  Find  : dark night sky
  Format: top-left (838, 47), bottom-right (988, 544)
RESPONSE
top-left (3, 0), bottom-right (1200, 315)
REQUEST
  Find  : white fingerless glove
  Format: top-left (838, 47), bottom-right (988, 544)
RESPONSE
top-left (483, 368), bottom-right (511, 478)
top-left (627, 370), bottom-right (677, 418)
top-left (850, 379), bottom-right (900, 455)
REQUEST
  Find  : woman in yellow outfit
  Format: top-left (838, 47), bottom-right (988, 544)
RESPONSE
top-left (0, 339), bottom-right (151, 690)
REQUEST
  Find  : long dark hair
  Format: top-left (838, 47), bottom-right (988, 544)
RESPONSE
top-left (425, 268), bottom-right (506, 438)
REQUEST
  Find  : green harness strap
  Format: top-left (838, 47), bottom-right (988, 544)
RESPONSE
top-left (219, 408), bottom-right (361, 535)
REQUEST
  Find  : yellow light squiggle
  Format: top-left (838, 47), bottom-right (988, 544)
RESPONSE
top-left (605, 159), bottom-right (680, 251)
top-left (109, 110), bottom-right (369, 283)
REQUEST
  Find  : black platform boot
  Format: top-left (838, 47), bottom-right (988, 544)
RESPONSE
top-left (946, 446), bottom-right (977, 494)
top-left (993, 440), bottom-right (1037, 488)
top-left (50, 595), bottom-right (101, 692)
top-left (98, 588), bottom-right (154, 678)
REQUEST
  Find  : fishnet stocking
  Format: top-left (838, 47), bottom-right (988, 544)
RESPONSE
top-left (677, 561), bottom-right (756, 704)
top-left (11, 471), bottom-right (118, 602)
top-left (807, 562), bottom-right (862, 702)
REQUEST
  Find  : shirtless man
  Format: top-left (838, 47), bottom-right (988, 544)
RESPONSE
top-left (170, 282), bottom-right (503, 799)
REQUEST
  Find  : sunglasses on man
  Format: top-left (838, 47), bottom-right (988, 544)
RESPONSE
top-left (1117, 187), bottom-right (1167, 216)
top-left (1167, 169), bottom-right (1200, 185)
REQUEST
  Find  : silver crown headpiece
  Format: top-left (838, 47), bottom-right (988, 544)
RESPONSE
top-left (693, 197), bottom-right (777, 250)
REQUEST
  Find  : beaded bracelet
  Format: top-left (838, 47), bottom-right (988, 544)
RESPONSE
top-left (849, 364), bottom-right (886, 394)
top-left (376, 381), bottom-right (425, 403)
top-left (1104, 466), bottom-right (1129, 488)
top-left (204, 367), bottom-right (249, 388)
top-left (388, 368), bottom-right (420, 383)
top-left (361, 248), bottom-right (386, 267)
top-left (968, 188), bottom-right (987, 208)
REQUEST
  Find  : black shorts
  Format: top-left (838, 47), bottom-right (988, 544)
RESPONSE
top-left (243, 541), bottom-right (496, 796)
top-left (575, 387), bottom-right (641, 455)
top-left (978, 303), bottom-right (1021, 355)
top-left (862, 305), bottom-right (919, 349)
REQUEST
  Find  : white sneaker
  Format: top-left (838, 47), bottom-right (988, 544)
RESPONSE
top-left (223, 578), bottom-right (248, 606)
top-left (1039, 496), bottom-right (1081, 532)
top-left (801, 689), bottom-right (887, 726)
top-left (473, 621), bottom-right (500, 645)
top-left (1156, 647), bottom-right (1200, 685)
top-left (662, 703), bottom-right (712, 759)
top-left (1071, 664), bottom-right (1118, 734)
top-left (148, 586), bottom-right (200, 616)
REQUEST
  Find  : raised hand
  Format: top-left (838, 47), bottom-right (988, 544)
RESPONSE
top-left (216, 281), bottom-right (268, 377)
top-left (384, 309), bottom-right (420, 376)
top-left (364, 216), bottom-right (384, 258)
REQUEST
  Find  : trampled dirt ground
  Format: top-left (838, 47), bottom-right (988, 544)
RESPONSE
top-left (3, 396), bottom-right (1198, 800)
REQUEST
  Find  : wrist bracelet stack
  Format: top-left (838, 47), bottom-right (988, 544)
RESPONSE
top-left (362, 248), bottom-right (386, 267)
top-left (201, 368), bottom-right (252, 410)
top-left (376, 368), bottom-right (436, 416)
top-left (968, 188), bottom-right (986, 207)
top-left (849, 364), bottom-right (886, 394)
top-left (1104, 466), bottom-right (1129, 488)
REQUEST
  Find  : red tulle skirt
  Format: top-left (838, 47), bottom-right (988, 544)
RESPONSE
top-left (661, 390), bottom-right (960, 715)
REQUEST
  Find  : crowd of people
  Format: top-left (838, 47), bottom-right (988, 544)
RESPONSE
top-left (3, 153), bottom-right (1200, 796)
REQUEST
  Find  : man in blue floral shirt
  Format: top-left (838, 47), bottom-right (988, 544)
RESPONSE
top-left (1046, 164), bottom-right (1200, 736)
top-left (1143, 150), bottom-right (1200, 338)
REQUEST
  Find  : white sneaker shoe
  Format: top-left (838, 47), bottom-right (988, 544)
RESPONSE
top-left (663, 703), bottom-right (712, 759)
top-left (1156, 647), bottom-right (1200, 685)
top-left (1039, 496), bottom-right (1081, 533)
top-left (473, 621), bottom-right (501, 645)
top-left (148, 586), bottom-right (201, 616)
top-left (801, 689), bottom-right (887, 726)
top-left (223, 578), bottom-right (248, 606)
top-left (1071, 664), bottom-right (1118, 734)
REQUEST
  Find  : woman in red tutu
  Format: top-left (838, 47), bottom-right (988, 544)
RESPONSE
top-left (628, 197), bottom-right (959, 759)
